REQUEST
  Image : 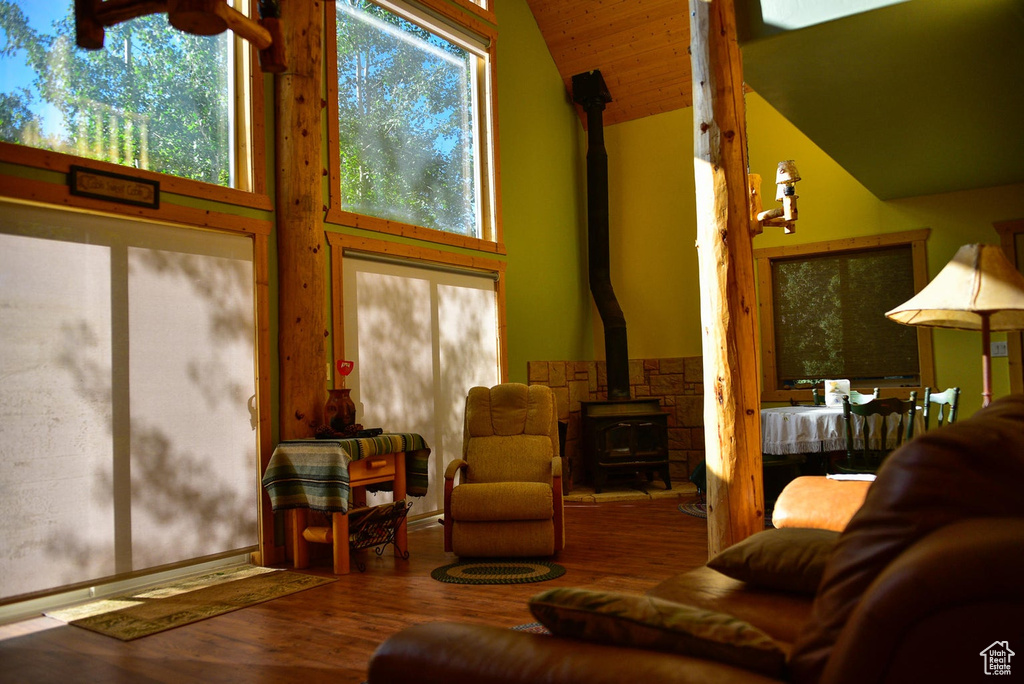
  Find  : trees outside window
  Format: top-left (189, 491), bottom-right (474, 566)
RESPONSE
top-left (328, 0), bottom-right (496, 243)
top-left (755, 230), bottom-right (934, 402)
top-left (0, 0), bottom-right (235, 186)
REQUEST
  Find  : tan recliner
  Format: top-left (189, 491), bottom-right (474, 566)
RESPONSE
top-left (443, 383), bottom-right (564, 557)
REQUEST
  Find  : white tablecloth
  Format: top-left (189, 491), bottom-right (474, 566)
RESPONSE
top-left (761, 405), bottom-right (923, 456)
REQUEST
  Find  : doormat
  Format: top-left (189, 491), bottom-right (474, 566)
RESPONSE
top-left (431, 559), bottom-right (565, 585)
top-left (679, 501), bottom-right (774, 528)
top-left (47, 567), bottom-right (335, 641)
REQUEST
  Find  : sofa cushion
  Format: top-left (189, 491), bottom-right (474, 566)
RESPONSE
top-left (528, 587), bottom-right (787, 677)
top-left (771, 477), bottom-right (871, 531)
top-left (648, 565), bottom-right (813, 645)
top-left (789, 393), bottom-right (1024, 684)
top-left (707, 528), bottom-right (840, 595)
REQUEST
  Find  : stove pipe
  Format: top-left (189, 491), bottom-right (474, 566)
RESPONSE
top-left (571, 70), bottom-right (629, 400)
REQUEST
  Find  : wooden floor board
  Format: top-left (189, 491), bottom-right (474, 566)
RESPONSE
top-left (0, 498), bottom-right (708, 684)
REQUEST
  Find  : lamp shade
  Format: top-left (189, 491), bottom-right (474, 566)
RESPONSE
top-left (885, 244), bottom-right (1024, 331)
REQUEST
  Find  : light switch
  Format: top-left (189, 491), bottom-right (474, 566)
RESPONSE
top-left (991, 341), bottom-right (1009, 358)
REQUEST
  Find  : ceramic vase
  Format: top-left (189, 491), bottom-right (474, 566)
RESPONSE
top-left (325, 388), bottom-right (356, 432)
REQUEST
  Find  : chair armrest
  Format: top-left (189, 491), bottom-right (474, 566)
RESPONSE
top-left (551, 455), bottom-right (562, 479)
top-left (822, 518), bottom-right (1024, 683)
top-left (772, 476), bottom-right (870, 532)
top-left (445, 458), bottom-right (468, 482)
top-left (443, 458), bottom-right (468, 552)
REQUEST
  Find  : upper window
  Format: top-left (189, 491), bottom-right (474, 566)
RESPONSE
top-left (0, 1), bottom-right (256, 190)
top-left (327, 0), bottom-right (497, 245)
top-left (755, 230), bottom-right (934, 402)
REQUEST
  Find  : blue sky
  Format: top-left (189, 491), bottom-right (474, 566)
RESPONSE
top-left (2, 2), bottom-right (74, 136)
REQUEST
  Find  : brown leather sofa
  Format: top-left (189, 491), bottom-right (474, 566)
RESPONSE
top-left (368, 394), bottom-right (1024, 684)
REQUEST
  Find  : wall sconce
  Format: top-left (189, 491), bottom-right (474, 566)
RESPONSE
top-left (750, 160), bottom-right (800, 235)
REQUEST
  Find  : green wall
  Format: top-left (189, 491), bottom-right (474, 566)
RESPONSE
top-left (594, 90), bottom-right (1024, 417)
top-left (494, 0), bottom-right (592, 382)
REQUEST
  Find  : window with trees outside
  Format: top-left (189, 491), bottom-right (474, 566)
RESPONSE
top-left (755, 230), bottom-right (934, 402)
top-left (327, 0), bottom-right (497, 245)
top-left (0, 0), bottom-right (257, 191)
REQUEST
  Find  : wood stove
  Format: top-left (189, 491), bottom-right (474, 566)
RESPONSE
top-left (581, 398), bottom-right (671, 493)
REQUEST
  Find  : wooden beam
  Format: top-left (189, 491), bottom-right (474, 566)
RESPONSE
top-left (276, 0), bottom-right (325, 440)
top-left (688, 0), bottom-right (764, 557)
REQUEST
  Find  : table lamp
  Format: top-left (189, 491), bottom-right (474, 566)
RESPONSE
top-left (885, 244), bottom-right (1024, 407)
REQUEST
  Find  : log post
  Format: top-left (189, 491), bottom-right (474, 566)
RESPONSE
top-left (276, 1), bottom-right (325, 440)
top-left (689, 0), bottom-right (764, 556)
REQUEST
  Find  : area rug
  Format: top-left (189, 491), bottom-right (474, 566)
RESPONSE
top-left (431, 559), bottom-right (566, 585)
top-left (679, 501), bottom-right (774, 528)
top-left (512, 621), bottom-right (551, 634)
top-left (47, 567), bottom-right (336, 641)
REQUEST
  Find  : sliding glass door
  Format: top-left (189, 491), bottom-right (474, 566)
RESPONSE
top-left (342, 256), bottom-right (501, 516)
top-left (0, 202), bottom-right (258, 602)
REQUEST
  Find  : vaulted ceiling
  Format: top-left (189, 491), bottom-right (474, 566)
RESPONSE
top-left (525, 0), bottom-right (1024, 200)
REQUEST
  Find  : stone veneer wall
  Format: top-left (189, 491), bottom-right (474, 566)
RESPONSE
top-left (527, 357), bottom-right (705, 490)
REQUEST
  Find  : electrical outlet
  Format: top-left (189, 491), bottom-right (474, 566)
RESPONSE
top-left (992, 341), bottom-right (1009, 358)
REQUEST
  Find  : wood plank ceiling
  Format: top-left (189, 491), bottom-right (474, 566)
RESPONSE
top-left (525, 0), bottom-right (691, 127)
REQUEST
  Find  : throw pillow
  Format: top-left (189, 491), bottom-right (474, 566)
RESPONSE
top-left (707, 527), bottom-right (840, 594)
top-left (528, 587), bottom-right (786, 677)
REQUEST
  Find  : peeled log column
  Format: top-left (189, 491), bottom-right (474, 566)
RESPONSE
top-left (689, 0), bottom-right (764, 557)
top-left (276, 1), bottom-right (325, 440)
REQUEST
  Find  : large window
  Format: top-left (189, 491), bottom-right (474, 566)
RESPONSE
top-left (0, 201), bottom-right (258, 603)
top-left (0, 0), bottom-right (261, 192)
top-left (755, 230), bottom-right (934, 402)
top-left (326, 0), bottom-right (498, 246)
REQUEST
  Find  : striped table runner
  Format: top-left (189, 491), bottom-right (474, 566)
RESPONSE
top-left (261, 434), bottom-right (430, 513)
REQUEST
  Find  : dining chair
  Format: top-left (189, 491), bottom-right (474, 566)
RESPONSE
top-left (837, 392), bottom-right (917, 474)
top-left (923, 387), bottom-right (960, 430)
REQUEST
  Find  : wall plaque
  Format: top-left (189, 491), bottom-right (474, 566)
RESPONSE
top-left (68, 165), bottom-right (160, 209)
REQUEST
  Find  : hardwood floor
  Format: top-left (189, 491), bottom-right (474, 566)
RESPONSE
top-left (0, 497), bottom-right (709, 684)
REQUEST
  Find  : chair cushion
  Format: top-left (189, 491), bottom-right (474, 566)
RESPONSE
top-left (466, 435), bottom-right (554, 483)
top-left (465, 384), bottom-right (555, 437)
top-left (450, 481), bottom-right (553, 521)
top-left (452, 520), bottom-right (555, 557)
top-left (789, 393), bottom-right (1024, 684)
top-left (707, 528), bottom-right (840, 595)
top-left (528, 587), bottom-right (787, 678)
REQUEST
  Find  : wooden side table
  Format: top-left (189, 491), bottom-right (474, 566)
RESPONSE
top-left (289, 451), bottom-right (408, 575)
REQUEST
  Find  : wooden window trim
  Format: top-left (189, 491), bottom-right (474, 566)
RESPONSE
top-left (995, 218), bottom-right (1024, 394)
top-left (444, 0), bottom-right (496, 27)
top-left (754, 229), bottom-right (934, 403)
top-left (324, 0), bottom-right (504, 254)
top-left (325, 231), bottom-right (508, 385)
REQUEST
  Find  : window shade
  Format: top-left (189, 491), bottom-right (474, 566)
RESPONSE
top-left (772, 245), bottom-right (919, 386)
top-left (0, 202), bottom-right (257, 601)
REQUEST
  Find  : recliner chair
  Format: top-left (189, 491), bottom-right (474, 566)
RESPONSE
top-left (443, 383), bottom-right (564, 557)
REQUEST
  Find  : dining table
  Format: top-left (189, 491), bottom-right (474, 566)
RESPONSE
top-left (760, 404), bottom-right (924, 457)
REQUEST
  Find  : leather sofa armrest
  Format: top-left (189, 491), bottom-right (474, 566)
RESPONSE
top-left (821, 518), bottom-right (1024, 684)
top-left (368, 621), bottom-right (785, 684)
top-left (772, 476), bottom-right (871, 532)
